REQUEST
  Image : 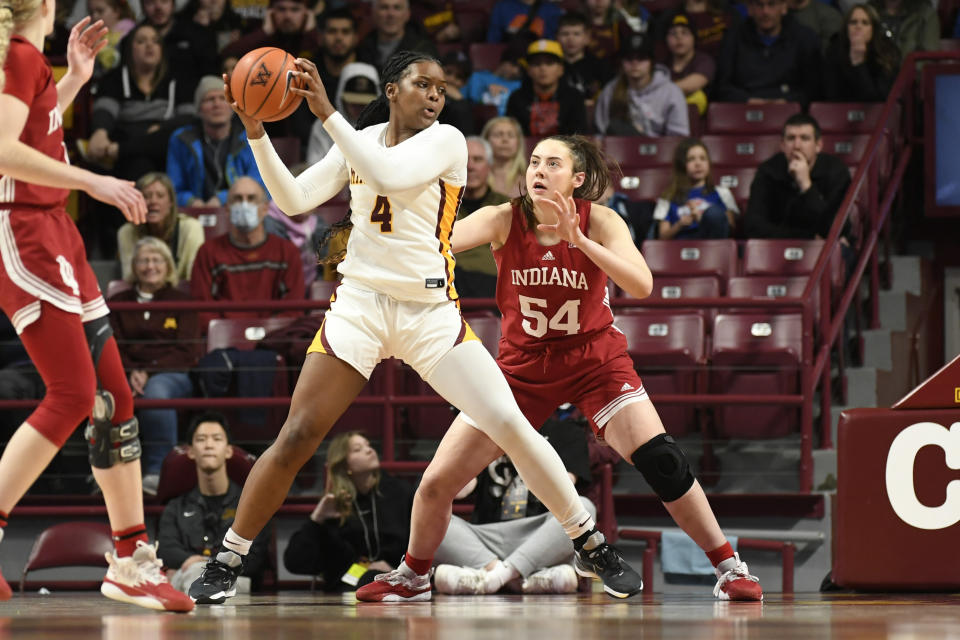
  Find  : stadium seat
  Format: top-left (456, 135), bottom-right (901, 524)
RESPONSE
top-left (309, 279), bottom-right (338, 302)
top-left (156, 444), bottom-right (258, 503)
top-left (727, 275), bottom-right (818, 325)
top-left (622, 274), bottom-right (721, 324)
top-left (614, 312), bottom-right (706, 437)
top-left (808, 102), bottom-right (885, 134)
top-left (705, 102), bottom-right (801, 134)
top-left (106, 279), bottom-right (132, 299)
top-left (20, 522), bottom-right (113, 592)
top-left (742, 238), bottom-right (844, 306)
top-left (601, 136), bottom-right (682, 168)
top-left (272, 136), bottom-right (302, 167)
top-left (206, 317), bottom-right (299, 352)
top-left (687, 103), bottom-right (702, 137)
top-left (712, 165), bottom-right (757, 202)
top-left (709, 313), bottom-right (802, 439)
top-left (184, 206), bottom-right (229, 240)
top-left (640, 239), bottom-right (738, 293)
top-left (700, 134), bottom-right (781, 166)
top-left (469, 42), bottom-right (506, 72)
top-left (617, 165), bottom-right (674, 202)
top-left (456, 8), bottom-right (490, 44)
top-left (472, 103), bottom-right (498, 129)
top-left (820, 133), bottom-right (870, 164)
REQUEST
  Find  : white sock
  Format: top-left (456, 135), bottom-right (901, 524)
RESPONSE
top-left (484, 560), bottom-right (519, 593)
top-left (0, 527), bottom-right (4, 545)
top-left (582, 530), bottom-right (605, 552)
top-left (717, 554), bottom-right (740, 575)
top-left (218, 527), bottom-right (252, 566)
top-left (561, 513), bottom-right (597, 540)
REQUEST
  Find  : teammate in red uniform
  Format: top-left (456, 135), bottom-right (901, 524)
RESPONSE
top-left (376, 135), bottom-right (764, 601)
top-left (0, 0), bottom-right (192, 611)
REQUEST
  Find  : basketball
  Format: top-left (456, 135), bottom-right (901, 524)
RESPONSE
top-left (230, 47), bottom-right (304, 122)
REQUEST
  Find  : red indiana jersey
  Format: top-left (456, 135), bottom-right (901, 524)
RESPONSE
top-left (0, 36), bottom-right (69, 209)
top-left (494, 198), bottom-right (614, 349)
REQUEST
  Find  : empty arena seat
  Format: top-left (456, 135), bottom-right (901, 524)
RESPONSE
top-left (712, 165), bottom-right (757, 202)
top-left (184, 206), bottom-right (229, 240)
top-left (742, 238), bottom-right (844, 304)
top-left (808, 102), bottom-right (885, 134)
top-left (640, 239), bottom-right (738, 293)
top-left (727, 275), bottom-right (818, 324)
top-left (206, 317), bottom-right (299, 352)
top-left (20, 522), bottom-right (113, 591)
top-left (309, 279), bottom-right (338, 302)
top-left (705, 102), bottom-right (801, 134)
top-left (614, 312), bottom-right (706, 436)
top-left (105, 279), bottom-right (132, 299)
top-left (701, 135), bottom-right (781, 166)
top-left (601, 136), bottom-right (681, 168)
top-left (617, 166), bottom-right (673, 201)
top-left (456, 8), bottom-right (489, 43)
top-left (469, 42), bottom-right (506, 72)
top-left (820, 133), bottom-right (870, 164)
top-left (620, 275), bottom-right (721, 323)
top-left (709, 313), bottom-right (802, 439)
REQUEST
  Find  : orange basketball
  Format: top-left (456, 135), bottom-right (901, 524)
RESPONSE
top-left (230, 47), bottom-right (304, 122)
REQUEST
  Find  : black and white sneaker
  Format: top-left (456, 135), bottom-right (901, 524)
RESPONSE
top-left (575, 542), bottom-right (643, 598)
top-left (188, 558), bottom-right (242, 604)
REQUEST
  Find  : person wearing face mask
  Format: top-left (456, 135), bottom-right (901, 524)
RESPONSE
top-left (189, 176), bottom-right (305, 329)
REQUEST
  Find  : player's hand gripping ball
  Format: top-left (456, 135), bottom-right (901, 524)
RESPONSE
top-left (229, 47), bottom-right (305, 122)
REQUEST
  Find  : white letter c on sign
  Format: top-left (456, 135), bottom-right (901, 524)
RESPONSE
top-left (885, 422), bottom-right (960, 530)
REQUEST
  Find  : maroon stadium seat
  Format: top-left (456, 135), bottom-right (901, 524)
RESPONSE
top-left (623, 274), bottom-right (722, 324)
top-left (456, 8), bottom-right (490, 44)
top-left (687, 103), bottom-right (702, 137)
top-left (271, 136), bottom-right (301, 167)
top-left (469, 42), bottom-right (506, 72)
top-left (184, 206), bottom-right (230, 240)
top-left (615, 312), bottom-right (706, 436)
top-left (808, 102), bottom-right (885, 134)
top-left (712, 165), bottom-right (757, 202)
top-left (705, 102), bottom-right (801, 134)
top-left (820, 133), bottom-right (870, 164)
top-left (19, 522), bottom-right (113, 591)
top-left (709, 313), bottom-right (803, 439)
top-left (106, 279), bottom-right (132, 299)
top-left (617, 165), bottom-right (674, 201)
top-left (701, 134), bottom-right (781, 166)
top-left (601, 136), bottom-right (682, 168)
top-left (727, 275), bottom-right (818, 325)
top-left (206, 317), bottom-right (299, 352)
top-left (640, 239), bottom-right (738, 293)
top-left (742, 238), bottom-right (844, 307)
top-left (309, 279), bottom-right (338, 302)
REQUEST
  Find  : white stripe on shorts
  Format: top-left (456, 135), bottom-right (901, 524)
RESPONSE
top-left (593, 387), bottom-right (650, 429)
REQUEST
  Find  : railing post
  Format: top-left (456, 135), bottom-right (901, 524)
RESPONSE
top-left (819, 272), bottom-right (833, 449)
top-left (800, 298), bottom-right (814, 492)
top-left (868, 161), bottom-right (881, 329)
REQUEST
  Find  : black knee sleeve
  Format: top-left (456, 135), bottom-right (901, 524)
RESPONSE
top-left (630, 434), bottom-right (695, 503)
top-left (83, 316), bottom-right (114, 368)
top-left (85, 391), bottom-right (141, 468)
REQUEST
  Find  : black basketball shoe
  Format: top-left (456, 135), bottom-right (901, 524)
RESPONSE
top-left (575, 542), bottom-right (643, 598)
top-left (188, 557), bottom-right (242, 604)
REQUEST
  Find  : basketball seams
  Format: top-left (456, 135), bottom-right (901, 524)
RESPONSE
top-left (232, 47), bottom-right (303, 121)
top-left (250, 50), bottom-right (288, 120)
top-left (239, 48), bottom-right (272, 114)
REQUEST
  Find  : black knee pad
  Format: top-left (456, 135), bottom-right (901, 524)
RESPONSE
top-left (83, 316), bottom-right (114, 368)
top-left (85, 391), bottom-right (141, 469)
top-left (630, 434), bottom-right (695, 503)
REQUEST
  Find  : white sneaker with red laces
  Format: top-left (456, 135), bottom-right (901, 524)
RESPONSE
top-left (522, 564), bottom-right (579, 594)
top-left (101, 541), bottom-right (195, 612)
top-left (434, 565), bottom-right (488, 595)
top-left (713, 553), bottom-right (763, 601)
top-left (355, 563), bottom-right (431, 602)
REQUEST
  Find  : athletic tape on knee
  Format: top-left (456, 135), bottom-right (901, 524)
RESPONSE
top-left (83, 316), bottom-right (114, 368)
top-left (86, 413), bottom-right (141, 468)
top-left (630, 434), bottom-right (694, 503)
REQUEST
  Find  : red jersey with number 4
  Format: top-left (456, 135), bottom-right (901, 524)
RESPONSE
top-left (494, 198), bottom-right (613, 349)
top-left (0, 36), bottom-right (69, 209)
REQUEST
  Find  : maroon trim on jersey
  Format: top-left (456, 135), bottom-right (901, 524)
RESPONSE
top-left (454, 316), bottom-right (468, 346)
top-left (319, 321), bottom-right (336, 357)
top-left (434, 179), bottom-right (464, 302)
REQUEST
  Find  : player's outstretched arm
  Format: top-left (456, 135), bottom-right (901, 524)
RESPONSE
top-left (450, 203), bottom-right (512, 254)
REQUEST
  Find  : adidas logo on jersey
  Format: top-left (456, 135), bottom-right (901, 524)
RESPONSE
top-left (620, 383), bottom-right (633, 392)
top-left (541, 251), bottom-right (556, 261)
top-left (568, 242), bottom-right (577, 249)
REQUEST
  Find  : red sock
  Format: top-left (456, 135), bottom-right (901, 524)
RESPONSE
top-left (706, 541), bottom-right (735, 568)
top-left (112, 524), bottom-right (148, 557)
top-left (0, 510), bottom-right (8, 529)
top-left (404, 552), bottom-right (432, 576)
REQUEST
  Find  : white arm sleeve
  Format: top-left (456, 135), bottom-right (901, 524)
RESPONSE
top-left (248, 133), bottom-right (349, 216)
top-left (323, 112), bottom-right (467, 193)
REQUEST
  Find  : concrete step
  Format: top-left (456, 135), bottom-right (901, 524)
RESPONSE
top-left (888, 255), bottom-right (922, 295)
top-left (861, 328), bottom-right (892, 371)
top-left (813, 448), bottom-right (837, 492)
top-left (878, 289), bottom-right (908, 332)
top-left (846, 366), bottom-right (878, 408)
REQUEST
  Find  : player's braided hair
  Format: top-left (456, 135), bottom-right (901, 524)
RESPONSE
top-left (0, 0), bottom-right (43, 91)
top-left (316, 50), bottom-right (443, 268)
top-left (516, 135), bottom-right (614, 232)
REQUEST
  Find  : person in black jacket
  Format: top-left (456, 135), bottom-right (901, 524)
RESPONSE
top-left (506, 39), bottom-right (589, 136)
top-left (158, 413), bottom-right (269, 593)
top-left (822, 4), bottom-right (900, 102)
top-left (745, 113), bottom-right (852, 241)
top-left (356, 0), bottom-right (439, 73)
top-left (713, 0), bottom-right (822, 105)
top-left (283, 432), bottom-right (414, 591)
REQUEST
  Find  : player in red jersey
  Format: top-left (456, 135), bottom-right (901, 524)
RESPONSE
top-left (0, 0), bottom-right (192, 611)
top-left (381, 135), bottom-right (764, 602)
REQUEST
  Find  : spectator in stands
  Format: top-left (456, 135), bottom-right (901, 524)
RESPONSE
top-left (557, 11), bottom-right (611, 102)
top-left (87, 0), bottom-right (136, 77)
top-left (868, 0), bottom-right (939, 59)
top-left (86, 23), bottom-right (196, 179)
top-left (436, 51), bottom-right (477, 135)
top-left (955, 12), bottom-right (960, 39)
top-left (506, 39), bottom-right (589, 136)
top-left (418, 0), bottom-right (461, 43)
top-left (594, 35), bottom-right (690, 136)
top-left (166, 76), bottom-right (265, 208)
top-left (745, 113), bottom-right (851, 240)
top-left (655, 138), bottom-right (738, 239)
top-left (190, 177), bottom-right (306, 326)
top-left (481, 116), bottom-right (527, 198)
top-left (135, 0), bottom-right (220, 96)
top-left (462, 41), bottom-right (525, 118)
top-left (455, 137), bottom-right (510, 298)
top-left (487, 0), bottom-right (564, 44)
top-left (713, 0), bottom-right (822, 104)
top-left (283, 432), bottom-right (414, 592)
top-left (788, 0), bottom-right (843, 51)
top-left (823, 4), bottom-right (900, 102)
top-left (315, 7), bottom-right (359, 108)
top-left (602, 179), bottom-right (655, 244)
top-left (583, 0), bottom-right (635, 60)
top-left (356, 0), bottom-right (438, 72)
top-left (663, 12), bottom-right (716, 115)
top-left (654, 0), bottom-right (740, 59)
top-left (433, 417), bottom-right (593, 595)
top-left (118, 172), bottom-right (204, 282)
top-left (158, 413), bottom-right (270, 592)
top-left (182, 0), bottom-right (248, 53)
top-left (264, 203), bottom-right (328, 290)
top-left (306, 63), bottom-right (381, 165)
top-left (109, 237), bottom-right (199, 495)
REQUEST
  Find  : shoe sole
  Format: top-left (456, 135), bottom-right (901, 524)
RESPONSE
top-left (101, 582), bottom-right (193, 612)
top-left (574, 565), bottom-right (643, 599)
top-left (376, 591), bottom-right (432, 602)
top-left (190, 587), bottom-right (237, 605)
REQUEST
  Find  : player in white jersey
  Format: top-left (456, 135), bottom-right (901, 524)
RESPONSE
top-left (189, 50), bottom-right (641, 604)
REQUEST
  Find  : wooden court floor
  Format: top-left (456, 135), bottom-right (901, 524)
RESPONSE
top-left (1, 591), bottom-right (958, 640)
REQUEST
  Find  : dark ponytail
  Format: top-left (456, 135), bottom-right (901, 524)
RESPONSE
top-left (317, 50), bottom-right (443, 268)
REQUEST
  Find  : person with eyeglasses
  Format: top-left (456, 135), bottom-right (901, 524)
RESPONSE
top-left (108, 236), bottom-right (200, 495)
